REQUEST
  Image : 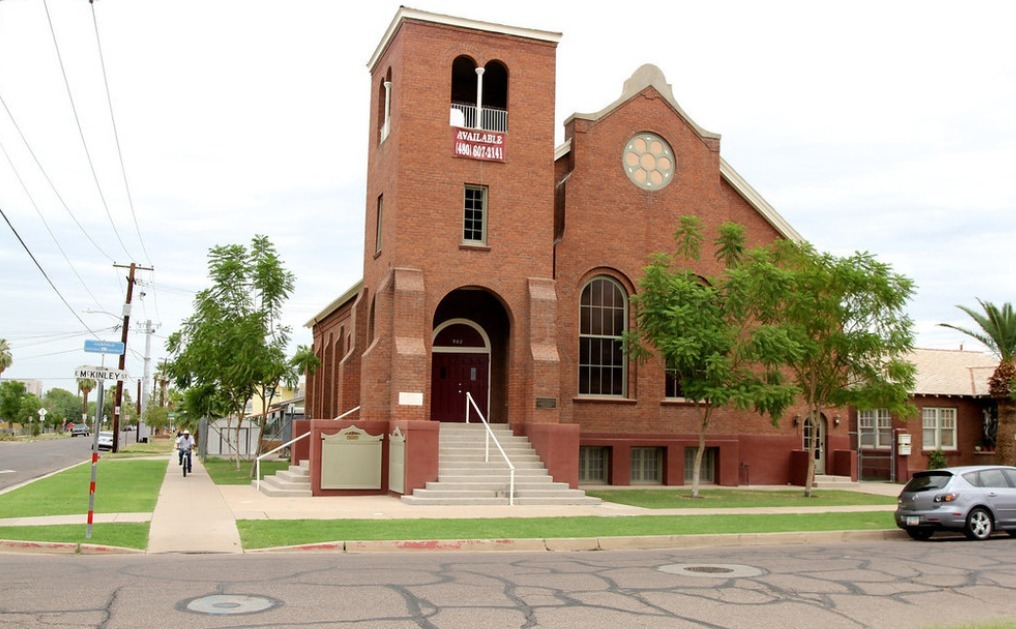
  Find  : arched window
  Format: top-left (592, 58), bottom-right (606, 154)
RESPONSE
top-left (579, 276), bottom-right (628, 396)
top-left (450, 56), bottom-right (508, 132)
top-left (377, 67), bottom-right (392, 143)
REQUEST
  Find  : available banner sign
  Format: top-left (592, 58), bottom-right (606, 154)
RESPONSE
top-left (452, 128), bottom-right (505, 162)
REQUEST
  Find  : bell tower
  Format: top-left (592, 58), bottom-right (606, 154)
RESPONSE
top-left (358, 8), bottom-right (562, 425)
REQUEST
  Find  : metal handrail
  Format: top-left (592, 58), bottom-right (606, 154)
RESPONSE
top-left (465, 392), bottom-right (516, 505)
top-left (255, 406), bottom-right (361, 491)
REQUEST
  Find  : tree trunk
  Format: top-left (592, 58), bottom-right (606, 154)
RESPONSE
top-left (997, 398), bottom-right (1016, 467)
top-left (804, 412), bottom-right (818, 498)
top-left (690, 403), bottom-right (712, 498)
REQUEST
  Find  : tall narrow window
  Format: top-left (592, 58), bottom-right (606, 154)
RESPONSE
top-left (664, 359), bottom-right (684, 399)
top-left (922, 407), bottom-right (957, 450)
top-left (375, 194), bottom-right (383, 254)
top-left (859, 409), bottom-right (892, 448)
top-left (463, 185), bottom-right (487, 244)
top-left (579, 276), bottom-right (627, 396)
top-left (377, 68), bottom-right (392, 143)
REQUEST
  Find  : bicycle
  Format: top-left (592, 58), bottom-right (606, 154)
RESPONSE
top-left (180, 448), bottom-right (192, 477)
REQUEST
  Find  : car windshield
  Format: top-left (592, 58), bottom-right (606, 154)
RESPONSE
top-left (902, 471), bottom-right (952, 492)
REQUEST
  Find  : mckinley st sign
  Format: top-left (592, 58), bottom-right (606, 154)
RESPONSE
top-left (74, 366), bottom-right (128, 381)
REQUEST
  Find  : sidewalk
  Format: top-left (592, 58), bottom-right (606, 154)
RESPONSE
top-left (0, 454), bottom-right (902, 554)
top-left (146, 454), bottom-right (242, 554)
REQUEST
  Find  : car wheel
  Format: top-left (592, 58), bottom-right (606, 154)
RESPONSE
top-left (963, 507), bottom-right (993, 540)
top-left (905, 527), bottom-right (933, 541)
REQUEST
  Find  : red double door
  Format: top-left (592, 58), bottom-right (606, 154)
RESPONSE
top-left (430, 352), bottom-right (489, 422)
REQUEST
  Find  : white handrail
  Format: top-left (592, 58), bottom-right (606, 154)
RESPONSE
top-left (465, 392), bottom-right (515, 505)
top-left (255, 406), bottom-right (361, 491)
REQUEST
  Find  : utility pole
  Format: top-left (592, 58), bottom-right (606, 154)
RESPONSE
top-left (112, 262), bottom-right (153, 452)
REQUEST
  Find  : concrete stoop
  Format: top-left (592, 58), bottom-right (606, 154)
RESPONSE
top-left (813, 474), bottom-right (858, 488)
top-left (401, 424), bottom-right (601, 506)
top-left (255, 459), bottom-right (312, 497)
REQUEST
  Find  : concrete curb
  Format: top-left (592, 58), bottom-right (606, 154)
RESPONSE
top-left (245, 528), bottom-right (908, 554)
top-left (0, 539), bottom-right (145, 556)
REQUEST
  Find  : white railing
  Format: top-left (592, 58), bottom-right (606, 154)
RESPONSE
top-left (255, 406), bottom-right (360, 491)
top-left (465, 392), bottom-right (516, 505)
top-left (450, 102), bottom-right (508, 132)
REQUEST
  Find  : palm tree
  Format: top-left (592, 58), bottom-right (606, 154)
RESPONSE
top-left (289, 344), bottom-right (321, 378)
top-left (941, 299), bottom-right (1016, 465)
top-left (77, 378), bottom-right (97, 424)
top-left (0, 338), bottom-right (12, 380)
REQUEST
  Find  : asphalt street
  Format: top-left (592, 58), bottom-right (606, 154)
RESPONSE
top-left (0, 436), bottom-right (92, 492)
top-left (2, 539), bottom-right (1015, 628)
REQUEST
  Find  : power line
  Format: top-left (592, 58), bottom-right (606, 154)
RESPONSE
top-left (0, 91), bottom-right (113, 261)
top-left (0, 203), bottom-right (100, 337)
top-left (41, 0), bottom-right (133, 261)
top-left (89, 1), bottom-right (151, 267)
top-left (0, 123), bottom-right (105, 310)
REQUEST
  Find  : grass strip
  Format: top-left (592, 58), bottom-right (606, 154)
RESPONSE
top-left (0, 523), bottom-right (149, 550)
top-left (585, 488), bottom-right (898, 509)
top-left (0, 459), bottom-right (165, 518)
top-left (203, 457), bottom-right (291, 485)
top-left (238, 511), bottom-right (894, 549)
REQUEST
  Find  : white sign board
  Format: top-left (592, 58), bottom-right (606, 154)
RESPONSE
top-left (74, 366), bottom-right (128, 381)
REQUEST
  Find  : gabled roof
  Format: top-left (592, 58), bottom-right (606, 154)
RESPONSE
top-left (907, 348), bottom-right (997, 397)
top-left (557, 64), bottom-right (803, 243)
top-left (305, 280), bottom-right (362, 328)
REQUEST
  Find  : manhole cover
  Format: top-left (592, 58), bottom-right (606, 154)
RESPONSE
top-left (659, 563), bottom-right (764, 579)
top-left (180, 594), bottom-right (282, 616)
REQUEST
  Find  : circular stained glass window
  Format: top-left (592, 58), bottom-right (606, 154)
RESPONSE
top-left (622, 132), bottom-right (674, 190)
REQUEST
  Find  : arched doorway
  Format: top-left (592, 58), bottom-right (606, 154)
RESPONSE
top-left (431, 319), bottom-right (490, 422)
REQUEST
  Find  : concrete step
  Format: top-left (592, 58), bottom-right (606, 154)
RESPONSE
top-left (255, 475), bottom-right (312, 497)
top-left (399, 423), bottom-right (601, 506)
top-left (814, 474), bottom-right (857, 486)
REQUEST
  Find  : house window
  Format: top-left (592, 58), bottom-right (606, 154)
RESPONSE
top-left (463, 185), bottom-right (487, 244)
top-left (684, 447), bottom-right (717, 484)
top-left (375, 194), bottom-right (383, 254)
top-left (630, 447), bottom-right (662, 484)
top-left (578, 276), bottom-right (627, 396)
top-left (922, 407), bottom-right (957, 450)
top-left (859, 409), bottom-right (892, 449)
top-left (579, 446), bottom-right (609, 484)
top-left (664, 360), bottom-right (684, 399)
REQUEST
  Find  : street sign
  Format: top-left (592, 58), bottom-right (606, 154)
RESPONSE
top-left (74, 366), bottom-right (129, 381)
top-left (84, 340), bottom-right (125, 355)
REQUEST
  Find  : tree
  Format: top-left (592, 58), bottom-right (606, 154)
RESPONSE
top-left (164, 235), bottom-right (295, 467)
top-left (290, 344), bottom-right (321, 378)
top-left (77, 378), bottom-right (96, 424)
top-left (627, 217), bottom-right (801, 497)
top-left (0, 338), bottom-right (11, 379)
top-left (0, 380), bottom-right (27, 430)
top-left (44, 388), bottom-right (80, 429)
top-left (19, 394), bottom-right (42, 436)
top-left (940, 299), bottom-right (1016, 465)
top-left (774, 241), bottom-right (917, 496)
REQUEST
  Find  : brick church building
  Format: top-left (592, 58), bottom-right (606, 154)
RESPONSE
top-left (299, 8), bottom-right (848, 500)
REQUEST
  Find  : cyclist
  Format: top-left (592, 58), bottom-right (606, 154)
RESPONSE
top-left (177, 429), bottom-right (195, 474)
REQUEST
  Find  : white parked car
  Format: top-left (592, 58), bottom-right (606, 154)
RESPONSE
top-left (97, 431), bottom-right (115, 451)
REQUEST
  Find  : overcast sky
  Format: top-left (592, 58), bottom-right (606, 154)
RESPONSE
top-left (1, 0), bottom-right (1014, 397)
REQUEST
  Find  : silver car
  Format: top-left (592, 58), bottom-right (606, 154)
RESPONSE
top-left (895, 465), bottom-right (1016, 540)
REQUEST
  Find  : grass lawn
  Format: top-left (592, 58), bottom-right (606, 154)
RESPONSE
top-left (238, 511), bottom-right (894, 549)
top-left (0, 523), bottom-right (149, 550)
top-left (585, 488), bottom-right (898, 509)
top-left (203, 457), bottom-right (291, 485)
top-left (0, 459), bottom-right (165, 518)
